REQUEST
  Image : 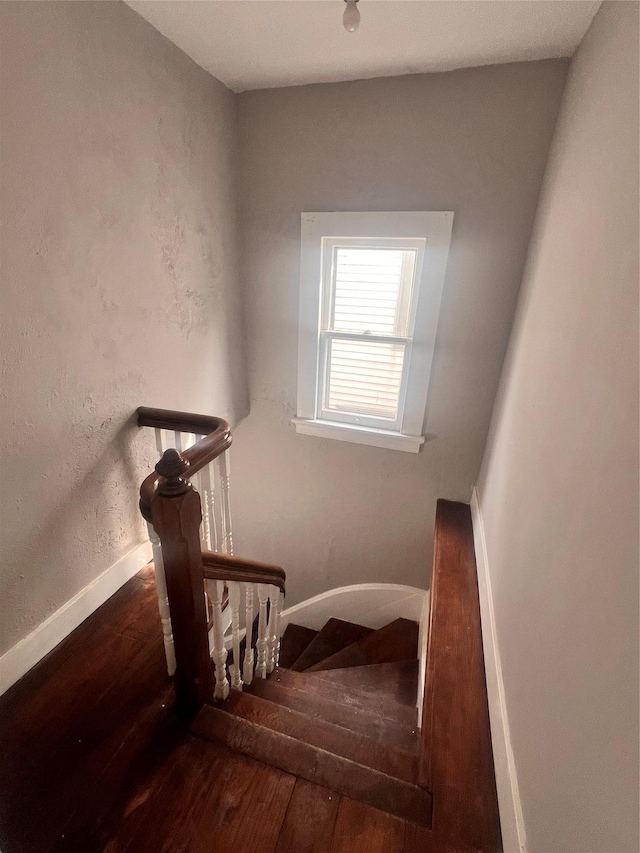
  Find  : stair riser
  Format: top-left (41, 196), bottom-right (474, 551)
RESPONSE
top-left (305, 618), bottom-right (419, 672)
top-left (279, 625), bottom-right (318, 669)
top-left (290, 619), bottom-right (372, 672)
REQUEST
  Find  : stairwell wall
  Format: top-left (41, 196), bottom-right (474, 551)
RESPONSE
top-left (475, 3), bottom-right (639, 851)
top-left (230, 61), bottom-right (568, 606)
top-left (0, 2), bottom-right (248, 667)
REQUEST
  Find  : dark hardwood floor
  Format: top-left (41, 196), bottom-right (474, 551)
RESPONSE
top-left (0, 500), bottom-right (501, 852)
top-left (0, 566), bottom-right (429, 853)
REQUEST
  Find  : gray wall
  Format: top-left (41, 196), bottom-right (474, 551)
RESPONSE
top-left (231, 62), bottom-right (568, 605)
top-left (476, 3), bottom-right (639, 851)
top-left (0, 1), bottom-right (248, 656)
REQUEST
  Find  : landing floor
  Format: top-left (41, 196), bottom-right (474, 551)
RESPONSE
top-left (0, 566), bottom-right (433, 853)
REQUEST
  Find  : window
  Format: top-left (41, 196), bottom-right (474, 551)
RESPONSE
top-left (294, 212), bottom-right (454, 452)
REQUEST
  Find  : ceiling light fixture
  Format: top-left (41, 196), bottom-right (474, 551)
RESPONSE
top-left (343, 0), bottom-right (360, 33)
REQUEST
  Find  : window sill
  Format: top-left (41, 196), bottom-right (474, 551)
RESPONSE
top-left (292, 418), bottom-right (425, 453)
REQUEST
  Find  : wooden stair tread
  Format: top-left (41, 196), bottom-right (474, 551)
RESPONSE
top-left (306, 618), bottom-right (420, 672)
top-left (220, 691), bottom-right (417, 782)
top-left (246, 674), bottom-right (419, 752)
top-left (290, 618), bottom-right (372, 671)
top-left (192, 704), bottom-right (432, 827)
top-left (270, 667), bottom-right (417, 726)
top-left (309, 659), bottom-right (419, 707)
top-left (278, 624), bottom-right (318, 669)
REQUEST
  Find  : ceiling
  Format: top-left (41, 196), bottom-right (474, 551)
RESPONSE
top-left (126, 0), bottom-right (601, 93)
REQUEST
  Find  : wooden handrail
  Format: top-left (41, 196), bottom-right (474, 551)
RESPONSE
top-left (137, 406), bottom-right (230, 436)
top-left (202, 551), bottom-right (286, 593)
top-left (138, 406), bottom-right (232, 520)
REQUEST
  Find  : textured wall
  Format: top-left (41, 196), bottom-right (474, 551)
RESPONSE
top-left (0, 1), bottom-right (248, 656)
top-left (231, 61), bottom-right (568, 606)
top-left (476, 4), bottom-right (639, 851)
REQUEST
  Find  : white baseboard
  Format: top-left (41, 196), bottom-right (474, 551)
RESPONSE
top-left (0, 540), bottom-right (152, 697)
top-left (471, 488), bottom-right (527, 853)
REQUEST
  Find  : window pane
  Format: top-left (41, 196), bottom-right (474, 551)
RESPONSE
top-left (331, 247), bottom-right (416, 336)
top-left (325, 338), bottom-right (405, 420)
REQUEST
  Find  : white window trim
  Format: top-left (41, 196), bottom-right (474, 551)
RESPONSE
top-left (294, 211), bottom-right (454, 453)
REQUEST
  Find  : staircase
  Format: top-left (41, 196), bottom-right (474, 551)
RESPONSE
top-left (136, 406), bottom-right (502, 851)
top-left (192, 617), bottom-right (432, 826)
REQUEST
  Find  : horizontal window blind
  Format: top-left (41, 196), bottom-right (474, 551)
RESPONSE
top-left (321, 246), bottom-right (417, 423)
top-left (331, 248), bottom-right (412, 336)
top-left (325, 338), bottom-right (405, 420)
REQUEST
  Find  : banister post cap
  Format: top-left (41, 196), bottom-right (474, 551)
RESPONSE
top-left (156, 448), bottom-right (191, 496)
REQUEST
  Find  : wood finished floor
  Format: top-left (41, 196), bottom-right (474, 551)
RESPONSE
top-left (0, 566), bottom-right (434, 853)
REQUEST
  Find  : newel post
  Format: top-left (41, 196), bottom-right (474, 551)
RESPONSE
top-left (150, 449), bottom-right (215, 712)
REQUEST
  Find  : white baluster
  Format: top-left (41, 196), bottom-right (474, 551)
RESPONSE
top-left (194, 469), bottom-right (208, 550)
top-left (203, 461), bottom-right (218, 552)
top-left (146, 522), bottom-right (176, 677)
top-left (256, 584), bottom-right (269, 679)
top-left (174, 431), bottom-right (183, 452)
top-left (243, 583), bottom-right (255, 685)
top-left (197, 451), bottom-right (219, 653)
top-left (274, 590), bottom-right (284, 669)
top-left (211, 580), bottom-right (230, 700)
top-left (191, 436), bottom-right (207, 548)
top-left (217, 451), bottom-right (233, 555)
top-left (228, 581), bottom-right (243, 691)
top-left (154, 428), bottom-right (164, 457)
top-left (266, 585), bottom-right (279, 674)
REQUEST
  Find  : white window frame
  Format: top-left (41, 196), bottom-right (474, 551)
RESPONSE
top-left (293, 211), bottom-right (454, 453)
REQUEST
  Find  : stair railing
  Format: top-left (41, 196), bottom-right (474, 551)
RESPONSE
top-left (138, 407), bottom-right (285, 711)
